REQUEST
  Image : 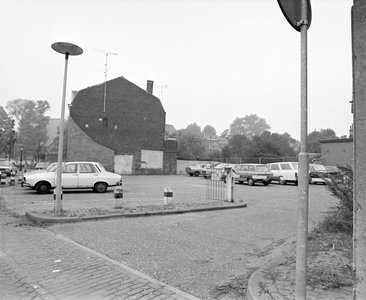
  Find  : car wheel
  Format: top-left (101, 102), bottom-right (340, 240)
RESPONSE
top-left (248, 178), bottom-right (255, 186)
top-left (36, 182), bottom-right (51, 194)
top-left (280, 179), bottom-right (287, 185)
top-left (194, 171), bottom-right (200, 177)
top-left (294, 181), bottom-right (298, 186)
top-left (189, 174), bottom-right (194, 177)
top-left (94, 182), bottom-right (108, 193)
top-left (263, 181), bottom-right (270, 186)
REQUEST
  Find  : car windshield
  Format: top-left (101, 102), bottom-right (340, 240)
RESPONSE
top-left (311, 164), bottom-right (327, 171)
top-left (46, 163), bottom-right (58, 171)
top-left (256, 165), bottom-right (269, 171)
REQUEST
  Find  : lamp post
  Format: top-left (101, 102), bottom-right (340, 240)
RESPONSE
top-left (19, 145), bottom-right (24, 172)
top-left (51, 42), bottom-right (83, 213)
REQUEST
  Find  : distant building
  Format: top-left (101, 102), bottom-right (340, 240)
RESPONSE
top-left (320, 138), bottom-right (353, 167)
top-left (46, 118), bottom-right (60, 146)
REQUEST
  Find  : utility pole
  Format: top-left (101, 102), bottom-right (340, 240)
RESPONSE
top-left (95, 49), bottom-right (117, 112)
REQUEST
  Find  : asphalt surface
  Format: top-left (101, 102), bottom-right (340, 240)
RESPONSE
top-left (1, 175), bottom-right (337, 299)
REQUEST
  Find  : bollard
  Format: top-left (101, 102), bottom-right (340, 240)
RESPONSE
top-left (114, 186), bottom-right (123, 208)
top-left (9, 171), bottom-right (16, 186)
top-left (164, 187), bottom-right (173, 205)
top-left (0, 172), bottom-right (6, 186)
top-left (53, 188), bottom-right (63, 201)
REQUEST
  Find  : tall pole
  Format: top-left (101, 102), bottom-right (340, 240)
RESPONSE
top-left (55, 52), bottom-right (69, 213)
top-left (52, 42), bottom-right (83, 213)
top-left (295, 0), bottom-right (309, 299)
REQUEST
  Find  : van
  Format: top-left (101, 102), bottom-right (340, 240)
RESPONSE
top-left (266, 162), bottom-right (298, 185)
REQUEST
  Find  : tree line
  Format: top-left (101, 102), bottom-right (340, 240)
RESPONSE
top-left (176, 114), bottom-right (338, 160)
top-left (0, 99), bottom-right (50, 162)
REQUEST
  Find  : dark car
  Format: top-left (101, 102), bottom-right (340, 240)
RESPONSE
top-left (0, 160), bottom-right (18, 175)
top-left (233, 164), bottom-right (274, 186)
top-left (309, 164), bottom-right (340, 184)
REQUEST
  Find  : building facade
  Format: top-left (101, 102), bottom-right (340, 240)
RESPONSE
top-left (67, 76), bottom-right (177, 175)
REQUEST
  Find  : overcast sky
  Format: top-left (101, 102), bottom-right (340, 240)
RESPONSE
top-left (0, 0), bottom-right (353, 141)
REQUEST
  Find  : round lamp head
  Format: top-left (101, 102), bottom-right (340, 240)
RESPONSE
top-left (51, 42), bottom-right (83, 56)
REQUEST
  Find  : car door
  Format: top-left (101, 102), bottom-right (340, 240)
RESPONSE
top-left (62, 163), bottom-right (78, 188)
top-left (279, 163), bottom-right (296, 181)
top-left (78, 163), bottom-right (99, 188)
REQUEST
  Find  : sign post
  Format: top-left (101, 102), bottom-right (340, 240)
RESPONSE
top-left (277, 1), bottom-right (311, 299)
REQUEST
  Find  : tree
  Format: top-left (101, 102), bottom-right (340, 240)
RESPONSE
top-left (6, 99), bottom-right (50, 160)
top-left (220, 129), bottom-right (230, 139)
top-left (185, 123), bottom-right (202, 135)
top-left (308, 128), bottom-right (337, 153)
top-left (177, 130), bottom-right (206, 159)
top-left (226, 134), bottom-right (252, 157)
top-left (203, 125), bottom-right (216, 136)
top-left (249, 131), bottom-right (296, 157)
top-left (0, 107), bottom-right (15, 158)
top-left (229, 114), bottom-right (271, 138)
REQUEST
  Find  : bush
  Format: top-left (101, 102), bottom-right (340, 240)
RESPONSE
top-left (319, 166), bottom-right (353, 234)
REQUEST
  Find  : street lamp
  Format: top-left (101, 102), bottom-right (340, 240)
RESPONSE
top-left (51, 42), bottom-right (83, 213)
top-left (19, 145), bottom-right (24, 172)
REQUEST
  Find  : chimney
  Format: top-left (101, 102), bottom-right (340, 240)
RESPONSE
top-left (147, 80), bottom-right (154, 94)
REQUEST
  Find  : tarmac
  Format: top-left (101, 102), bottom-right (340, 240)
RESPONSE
top-left (0, 176), bottom-right (357, 300)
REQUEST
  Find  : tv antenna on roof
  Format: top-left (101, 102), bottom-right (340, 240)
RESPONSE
top-left (95, 48), bottom-right (118, 112)
top-left (156, 84), bottom-right (168, 104)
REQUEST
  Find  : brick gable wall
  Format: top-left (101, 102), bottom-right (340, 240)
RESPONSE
top-left (67, 76), bottom-right (176, 174)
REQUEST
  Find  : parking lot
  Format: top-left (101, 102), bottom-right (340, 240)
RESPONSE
top-left (1, 174), bottom-right (336, 299)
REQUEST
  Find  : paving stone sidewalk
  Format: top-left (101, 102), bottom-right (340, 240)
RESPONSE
top-left (0, 213), bottom-right (199, 300)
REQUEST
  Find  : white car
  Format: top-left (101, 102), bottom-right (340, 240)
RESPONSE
top-left (22, 161), bottom-right (122, 194)
top-left (266, 162), bottom-right (298, 185)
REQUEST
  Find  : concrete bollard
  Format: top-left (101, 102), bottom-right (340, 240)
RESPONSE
top-left (10, 171), bottom-right (16, 185)
top-left (114, 186), bottom-right (123, 208)
top-left (1, 172), bottom-right (6, 186)
top-left (164, 187), bottom-right (173, 205)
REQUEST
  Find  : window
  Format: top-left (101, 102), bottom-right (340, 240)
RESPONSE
top-left (248, 166), bottom-right (255, 171)
top-left (103, 117), bottom-right (108, 127)
top-left (280, 163), bottom-right (292, 170)
top-left (63, 164), bottom-right (77, 173)
top-left (271, 164), bottom-right (280, 170)
top-left (79, 163), bottom-right (96, 173)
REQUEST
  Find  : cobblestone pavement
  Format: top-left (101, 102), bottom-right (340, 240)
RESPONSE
top-left (0, 213), bottom-right (198, 300)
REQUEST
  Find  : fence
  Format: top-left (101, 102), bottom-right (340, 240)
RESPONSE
top-left (205, 167), bottom-right (226, 200)
top-left (214, 156), bottom-right (298, 164)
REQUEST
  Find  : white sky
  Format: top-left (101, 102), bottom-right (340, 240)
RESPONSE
top-left (0, 0), bottom-right (353, 141)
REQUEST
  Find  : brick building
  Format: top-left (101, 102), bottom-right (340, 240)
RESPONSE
top-left (67, 76), bottom-right (177, 175)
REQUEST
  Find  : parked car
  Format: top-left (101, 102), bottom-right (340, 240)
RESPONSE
top-left (266, 162), bottom-right (298, 185)
top-left (201, 162), bottom-right (221, 178)
top-left (0, 160), bottom-right (18, 175)
top-left (185, 163), bottom-right (208, 177)
top-left (35, 162), bottom-right (50, 170)
top-left (309, 164), bottom-right (340, 184)
top-left (233, 164), bottom-right (274, 186)
top-left (22, 161), bottom-right (122, 194)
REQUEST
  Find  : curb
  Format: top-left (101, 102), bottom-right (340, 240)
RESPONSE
top-left (25, 203), bottom-right (248, 223)
top-left (246, 237), bottom-right (297, 300)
